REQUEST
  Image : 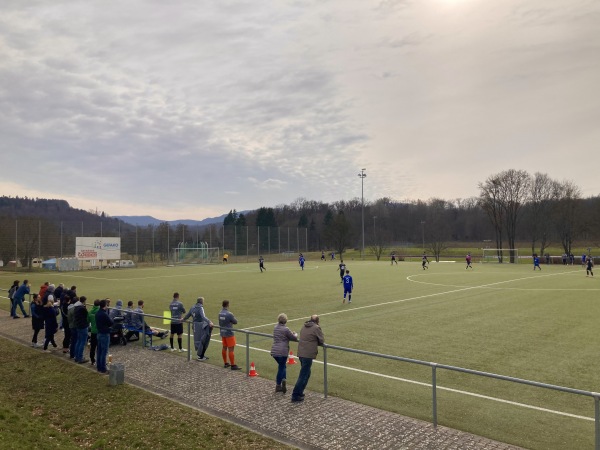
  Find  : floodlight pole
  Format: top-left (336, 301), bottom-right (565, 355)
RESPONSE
top-left (373, 216), bottom-right (377, 240)
top-left (358, 169), bottom-right (366, 259)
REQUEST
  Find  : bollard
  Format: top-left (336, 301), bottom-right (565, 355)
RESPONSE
top-left (109, 363), bottom-right (125, 386)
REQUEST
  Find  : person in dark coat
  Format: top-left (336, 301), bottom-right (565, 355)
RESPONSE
top-left (42, 296), bottom-right (59, 352)
top-left (95, 299), bottom-right (113, 374)
top-left (30, 294), bottom-right (45, 348)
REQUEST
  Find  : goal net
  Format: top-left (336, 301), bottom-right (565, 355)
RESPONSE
top-left (171, 246), bottom-right (221, 265)
top-left (482, 249), bottom-right (519, 264)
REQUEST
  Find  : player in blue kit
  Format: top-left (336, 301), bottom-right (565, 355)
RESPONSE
top-left (533, 254), bottom-right (541, 270)
top-left (342, 270), bottom-right (353, 304)
top-left (299, 254), bottom-right (305, 270)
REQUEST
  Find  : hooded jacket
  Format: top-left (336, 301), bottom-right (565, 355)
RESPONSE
top-left (297, 320), bottom-right (324, 359)
top-left (73, 301), bottom-right (89, 329)
top-left (88, 305), bottom-right (100, 334)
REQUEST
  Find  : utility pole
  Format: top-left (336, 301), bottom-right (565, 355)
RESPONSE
top-left (358, 168), bottom-right (367, 259)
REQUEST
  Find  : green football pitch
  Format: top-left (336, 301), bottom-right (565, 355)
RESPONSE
top-left (2, 259), bottom-right (599, 449)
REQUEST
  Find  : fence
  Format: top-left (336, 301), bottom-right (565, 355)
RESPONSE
top-left (134, 310), bottom-right (600, 449)
top-left (0, 219), bottom-right (310, 268)
top-left (1, 294), bottom-right (599, 448)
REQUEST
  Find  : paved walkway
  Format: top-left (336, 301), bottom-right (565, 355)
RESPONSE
top-left (0, 311), bottom-right (522, 450)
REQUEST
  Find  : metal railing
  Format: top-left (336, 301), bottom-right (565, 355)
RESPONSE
top-left (1, 296), bottom-right (599, 448)
top-left (135, 311), bottom-right (600, 449)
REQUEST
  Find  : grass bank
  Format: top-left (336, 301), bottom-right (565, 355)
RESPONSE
top-left (0, 338), bottom-right (291, 449)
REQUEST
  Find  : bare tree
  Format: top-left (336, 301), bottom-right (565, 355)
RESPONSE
top-left (526, 173), bottom-right (559, 256)
top-left (553, 180), bottom-right (582, 255)
top-left (479, 170), bottom-right (531, 263)
top-left (324, 211), bottom-right (354, 258)
top-left (499, 169), bottom-right (531, 262)
top-left (478, 174), bottom-right (505, 261)
top-left (426, 199), bottom-right (451, 262)
top-left (368, 228), bottom-right (389, 261)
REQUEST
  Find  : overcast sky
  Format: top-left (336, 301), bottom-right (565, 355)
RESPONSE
top-left (1, 0), bottom-right (599, 220)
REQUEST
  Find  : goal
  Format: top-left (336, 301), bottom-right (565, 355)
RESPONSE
top-left (171, 246), bottom-right (221, 265)
top-left (481, 248), bottom-right (519, 264)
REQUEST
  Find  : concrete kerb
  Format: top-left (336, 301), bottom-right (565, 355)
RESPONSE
top-left (0, 309), bottom-right (523, 450)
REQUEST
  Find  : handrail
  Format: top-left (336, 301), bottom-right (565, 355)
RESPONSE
top-left (2, 297), bottom-right (599, 448)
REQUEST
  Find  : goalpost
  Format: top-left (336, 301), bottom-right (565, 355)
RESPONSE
top-left (171, 243), bottom-right (221, 266)
top-left (481, 248), bottom-right (520, 264)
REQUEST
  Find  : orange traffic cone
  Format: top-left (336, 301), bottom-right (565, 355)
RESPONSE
top-left (249, 362), bottom-right (259, 377)
top-left (287, 350), bottom-right (296, 365)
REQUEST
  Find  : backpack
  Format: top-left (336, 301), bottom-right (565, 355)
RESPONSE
top-left (8, 285), bottom-right (17, 299)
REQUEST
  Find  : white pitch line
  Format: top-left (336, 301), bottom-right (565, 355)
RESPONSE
top-left (199, 337), bottom-right (592, 422)
top-left (244, 271), bottom-right (576, 331)
top-left (35, 264), bottom-right (318, 282)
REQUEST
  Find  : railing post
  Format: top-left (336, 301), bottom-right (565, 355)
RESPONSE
top-left (323, 345), bottom-right (328, 399)
top-left (595, 395), bottom-right (600, 450)
top-left (432, 363), bottom-right (438, 428)
top-left (187, 321), bottom-right (191, 361)
top-left (245, 332), bottom-right (250, 377)
top-left (142, 316), bottom-right (146, 348)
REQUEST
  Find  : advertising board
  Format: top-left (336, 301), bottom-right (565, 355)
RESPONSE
top-left (75, 237), bottom-right (121, 260)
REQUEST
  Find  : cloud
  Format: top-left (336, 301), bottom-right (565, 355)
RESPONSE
top-left (1, 0), bottom-right (600, 218)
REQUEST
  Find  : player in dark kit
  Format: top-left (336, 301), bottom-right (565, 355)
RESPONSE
top-left (259, 256), bottom-right (266, 272)
top-left (338, 260), bottom-right (346, 282)
top-left (466, 253), bottom-right (473, 269)
top-left (422, 253), bottom-right (429, 270)
top-left (391, 252), bottom-right (398, 265)
top-left (586, 257), bottom-right (594, 277)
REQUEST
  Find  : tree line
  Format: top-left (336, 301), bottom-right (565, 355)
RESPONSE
top-left (1, 169), bottom-right (598, 266)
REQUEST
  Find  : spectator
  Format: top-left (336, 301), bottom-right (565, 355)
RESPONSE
top-left (130, 300), bottom-right (169, 339)
top-left (169, 292), bottom-right (186, 352)
top-left (54, 283), bottom-right (65, 302)
top-left (219, 300), bottom-right (241, 370)
top-left (55, 283), bottom-right (65, 329)
top-left (183, 297), bottom-right (213, 361)
top-left (42, 295), bottom-right (59, 352)
top-left (88, 299), bottom-right (101, 366)
top-left (73, 296), bottom-right (89, 364)
top-left (11, 279), bottom-right (30, 319)
top-left (109, 299), bottom-right (125, 320)
top-left (124, 301), bottom-right (137, 341)
top-left (95, 299), bottom-right (113, 374)
top-left (67, 296), bottom-right (77, 359)
top-left (291, 315), bottom-right (324, 403)
top-left (66, 285), bottom-right (77, 299)
top-left (30, 294), bottom-right (45, 348)
top-left (8, 280), bottom-right (19, 318)
top-left (270, 313), bottom-right (298, 394)
top-left (60, 294), bottom-right (72, 354)
top-left (42, 284), bottom-right (55, 304)
top-left (38, 282), bottom-right (50, 300)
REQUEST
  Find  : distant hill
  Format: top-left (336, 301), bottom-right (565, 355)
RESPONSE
top-left (114, 213), bottom-right (244, 227)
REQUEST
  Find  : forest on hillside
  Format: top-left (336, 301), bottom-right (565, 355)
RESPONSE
top-left (1, 170), bottom-right (599, 266)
